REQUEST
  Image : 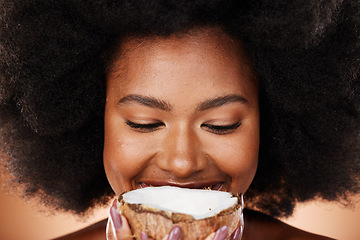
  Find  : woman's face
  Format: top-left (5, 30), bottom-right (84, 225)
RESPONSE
top-left (104, 28), bottom-right (259, 196)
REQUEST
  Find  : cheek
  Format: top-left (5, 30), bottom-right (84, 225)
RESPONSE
top-left (218, 141), bottom-right (258, 181)
top-left (203, 125), bottom-right (259, 193)
top-left (103, 114), bottom-right (156, 195)
top-left (227, 141), bottom-right (258, 193)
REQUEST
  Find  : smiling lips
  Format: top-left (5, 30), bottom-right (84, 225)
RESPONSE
top-left (138, 182), bottom-right (225, 191)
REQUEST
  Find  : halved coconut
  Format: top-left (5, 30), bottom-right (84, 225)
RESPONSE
top-left (118, 186), bottom-right (243, 240)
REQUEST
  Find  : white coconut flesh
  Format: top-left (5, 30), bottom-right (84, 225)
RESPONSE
top-left (121, 186), bottom-right (238, 220)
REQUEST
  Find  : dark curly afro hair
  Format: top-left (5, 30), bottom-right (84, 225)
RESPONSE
top-left (1, 0), bottom-right (360, 217)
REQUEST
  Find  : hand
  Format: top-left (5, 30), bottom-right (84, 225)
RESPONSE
top-left (106, 199), bottom-right (243, 240)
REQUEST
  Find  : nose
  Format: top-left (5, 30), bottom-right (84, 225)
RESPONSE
top-left (156, 125), bottom-right (207, 178)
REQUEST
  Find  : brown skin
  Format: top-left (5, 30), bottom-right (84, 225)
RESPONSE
top-left (56, 27), bottom-right (335, 240)
top-left (103, 27), bottom-right (259, 196)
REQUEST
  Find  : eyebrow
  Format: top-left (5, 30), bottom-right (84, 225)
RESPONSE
top-left (117, 94), bottom-right (248, 111)
top-left (118, 94), bottom-right (172, 111)
top-left (196, 94), bottom-right (248, 111)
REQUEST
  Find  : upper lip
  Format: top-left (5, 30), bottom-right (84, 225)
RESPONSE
top-left (137, 181), bottom-right (225, 190)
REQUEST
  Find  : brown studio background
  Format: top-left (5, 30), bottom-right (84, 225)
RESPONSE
top-left (1, 166), bottom-right (360, 240)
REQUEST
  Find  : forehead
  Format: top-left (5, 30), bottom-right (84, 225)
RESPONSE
top-left (121, 27), bottom-right (240, 58)
top-left (112, 27), bottom-right (255, 79)
top-left (106, 27), bottom-right (258, 100)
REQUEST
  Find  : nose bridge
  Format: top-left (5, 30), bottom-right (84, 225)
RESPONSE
top-left (157, 123), bottom-right (205, 177)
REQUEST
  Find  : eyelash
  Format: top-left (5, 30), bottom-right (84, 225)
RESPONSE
top-left (201, 122), bottom-right (241, 135)
top-left (125, 120), bottom-right (241, 135)
top-left (125, 120), bottom-right (164, 133)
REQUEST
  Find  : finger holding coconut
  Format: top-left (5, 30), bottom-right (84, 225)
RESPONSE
top-left (107, 199), bottom-right (133, 240)
top-left (107, 203), bottom-right (183, 240)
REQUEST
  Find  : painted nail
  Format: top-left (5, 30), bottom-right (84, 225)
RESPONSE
top-left (110, 200), bottom-right (122, 230)
top-left (168, 226), bottom-right (181, 240)
top-left (213, 226), bottom-right (228, 240)
top-left (140, 232), bottom-right (149, 240)
top-left (230, 226), bottom-right (243, 240)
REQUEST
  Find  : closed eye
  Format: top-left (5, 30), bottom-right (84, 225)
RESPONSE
top-left (201, 122), bottom-right (241, 135)
top-left (125, 120), bottom-right (165, 133)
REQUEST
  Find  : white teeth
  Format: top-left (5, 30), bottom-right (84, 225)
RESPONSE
top-left (139, 183), bottom-right (152, 188)
top-left (211, 184), bottom-right (223, 191)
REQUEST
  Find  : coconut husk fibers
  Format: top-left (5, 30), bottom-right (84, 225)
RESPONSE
top-left (118, 193), bottom-right (242, 240)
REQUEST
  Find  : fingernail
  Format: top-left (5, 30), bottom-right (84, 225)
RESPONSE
top-left (230, 226), bottom-right (243, 240)
top-left (141, 232), bottom-right (149, 240)
top-left (110, 201), bottom-right (122, 230)
top-left (213, 226), bottom-right (228, 240)
top-left (168, 226), bottom-right (181, 240)
top-left (111, 198), bottom-right (118, 209)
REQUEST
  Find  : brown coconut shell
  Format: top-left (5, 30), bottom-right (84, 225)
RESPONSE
top-left (118, 193), bottom-right (242, 240)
